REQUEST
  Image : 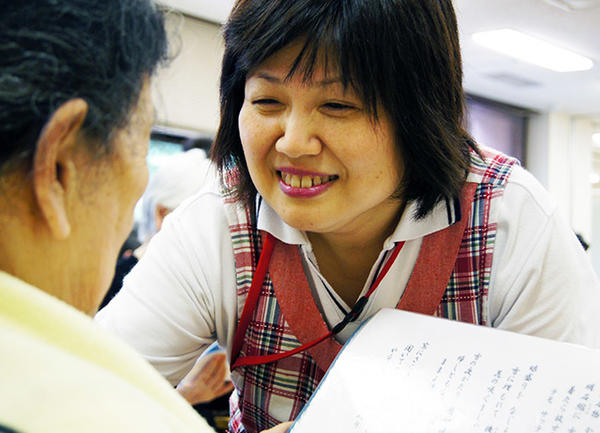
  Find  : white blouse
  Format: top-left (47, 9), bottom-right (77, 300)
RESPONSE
top-left (96, 164), bottom-right (600, 386)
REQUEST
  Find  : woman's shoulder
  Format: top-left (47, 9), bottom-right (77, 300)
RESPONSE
top-left (501, 164), bottom-right (557, 217)
top-left (465, 146), bottom-right (558, 228)
top-left (466, 145), bottom-right (520, 186)
top-left (162, 175), bottom-right (253, 248)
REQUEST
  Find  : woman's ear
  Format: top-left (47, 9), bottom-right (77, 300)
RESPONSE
top-left (33, 98), bottom-right (88, 240)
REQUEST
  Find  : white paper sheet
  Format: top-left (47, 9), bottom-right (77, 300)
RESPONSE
top-left (291, 309), bottom-right (600, 433)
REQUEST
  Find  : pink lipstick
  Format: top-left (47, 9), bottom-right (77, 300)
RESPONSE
top-left (277, 168), bottom-right (338, 198)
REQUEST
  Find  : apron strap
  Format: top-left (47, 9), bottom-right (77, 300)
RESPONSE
top-left (231, 182), bottom-right (478, 370)
top-left (230, 234), bottom-right (342, 372)
top-left (230, 232), bottom-right (276, 364)
top-left (397, 182), bottom-right (478, 314)
top-left (268, 241), bottom-right (343, 371)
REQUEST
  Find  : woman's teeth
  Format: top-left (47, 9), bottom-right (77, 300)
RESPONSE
top-left (280, 173), bottom-right (336, 188)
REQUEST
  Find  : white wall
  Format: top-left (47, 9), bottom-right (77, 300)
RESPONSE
top-left (527, 113), bottom-right (595, 240)
top-left (592, 193), bottom-right (600, 274)
top-left (152, 14), bottom-right (223, 134)
top-left (571, 119), bottom-right (595, 239)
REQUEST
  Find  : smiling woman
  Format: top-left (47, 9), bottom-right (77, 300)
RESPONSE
top-left (96, 1), bottom-right (600, 433)
top-left (238, 40), bottom-right (403, 243)
top-left (0, 1), bottom-right (214, 432)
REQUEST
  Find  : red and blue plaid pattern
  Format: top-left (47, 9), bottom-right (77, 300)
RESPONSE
top-left (223, 148), bottom-right (517, 433)
top-left (436, 149), bottom-right (517, 324)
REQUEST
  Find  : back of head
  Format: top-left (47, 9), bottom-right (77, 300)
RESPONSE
top-left (0, 0), bottom-right (168, 171)
top-left (213, 0), bottom-right (473, 218)
top-left (0, 0), bottom-right (169, 314)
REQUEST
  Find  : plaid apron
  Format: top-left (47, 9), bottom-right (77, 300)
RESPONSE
top-left (223, 148), bottom-right (517, 433)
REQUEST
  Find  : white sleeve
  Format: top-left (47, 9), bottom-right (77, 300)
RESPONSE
top-left (95, 191), bottom-right (239, 385)
top-left (489, 166), bottom-right (600, 348)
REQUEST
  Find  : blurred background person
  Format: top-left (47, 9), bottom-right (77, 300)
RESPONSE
top-left (138, 148), bottom-right (214, 253)
top-left (98, 147), bottom-right (233, 430)
top-left (101, 148), bottom-right (215, 308)
top-left (176, 343), bottom-right (234, 432)
top-left (0, 1), bottom-right (215, 432)
top-left (99, 227), bottom-right (142, 310)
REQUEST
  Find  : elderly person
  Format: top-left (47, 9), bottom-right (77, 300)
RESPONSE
top-left (0, 1), bottom-right (214, 432)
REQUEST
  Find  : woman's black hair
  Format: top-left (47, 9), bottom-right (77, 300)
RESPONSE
top-left (0, 0), bottom-right (169, 169)
top-left (212, 0), bottom-right (477, 218)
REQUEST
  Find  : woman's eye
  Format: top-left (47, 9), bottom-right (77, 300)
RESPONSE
top-left (323, 102), bottom-right (355, 111)
top-left (252, 98), bottom-right (281, 106)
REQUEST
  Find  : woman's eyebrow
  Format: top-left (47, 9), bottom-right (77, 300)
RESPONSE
top-left (253, 72), bottom-right (282, 83)
top-left (252, 72), bottom-right (343, 87)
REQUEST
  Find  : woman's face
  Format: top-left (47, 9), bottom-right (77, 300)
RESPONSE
top-left (238, 42), bottom-right (404, 239)
top-left (73, 81), bottom-right (153, 312)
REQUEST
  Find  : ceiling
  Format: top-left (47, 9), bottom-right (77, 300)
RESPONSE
top-left (160, 0), bottom-right (600, 122)
top-left (455, 0), bottom-right (600, 122)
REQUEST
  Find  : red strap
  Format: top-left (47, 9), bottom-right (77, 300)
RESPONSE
top-left (232, 330), bottom-right (334, 369)
top-left (397, 183), bottom-right (478, 314)
top-left (231, 239), bottom-right (404, 370)
top-left (231, 183), bottom-right (477, 369)
top-left (366, 241), bottom-right (404, 297)
top-left (266, 240), bottom-right (342, 370)
top-left (231, 230), bottom-right (342, 370)
top-left (230, 232), bottom-right (276, 364)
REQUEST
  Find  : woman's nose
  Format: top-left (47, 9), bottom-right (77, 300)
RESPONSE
top-left (275, 110), bottom-right (322, 158)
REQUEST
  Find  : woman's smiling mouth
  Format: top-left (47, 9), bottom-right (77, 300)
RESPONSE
top-left (277, 170), bottom-right (338, 197)
top-left (278, 171), bottom-right (338, 188)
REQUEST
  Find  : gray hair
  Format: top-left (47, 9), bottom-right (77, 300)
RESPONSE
top-left (0, 0), bottom-right (168, 170)
top-left (138, 149), bottom-right (215, 243)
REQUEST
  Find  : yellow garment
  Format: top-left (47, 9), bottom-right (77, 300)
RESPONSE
top-left (0, 271), bottom-right (214, 432)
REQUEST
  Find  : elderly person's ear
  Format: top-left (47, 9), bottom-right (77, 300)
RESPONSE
top-left (32, 98), bottom-right (88, 240)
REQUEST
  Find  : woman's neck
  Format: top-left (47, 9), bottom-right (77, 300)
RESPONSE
top-left (307, 199), bottom-right (406, 306)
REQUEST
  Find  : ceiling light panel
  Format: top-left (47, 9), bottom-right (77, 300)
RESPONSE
top-left (472, 29), bottom-right (594, 72)
top-left (542, 0), bottom-right (600, 11)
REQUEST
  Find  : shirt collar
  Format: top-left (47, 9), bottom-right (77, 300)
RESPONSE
top-left (256, 197), bottom-right (311, 246)
top-left (256, 195), bottom-right (458, 251)
top-left (384, 197), bottom-right (457, 248)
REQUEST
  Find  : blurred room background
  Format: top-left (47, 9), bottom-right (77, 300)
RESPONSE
top-left (148, 0), bottom-right (600, 275)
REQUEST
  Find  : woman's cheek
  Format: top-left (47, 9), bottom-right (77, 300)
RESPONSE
top-left (240, 113), bottom-right (278, 159)
top-left (238, 107), bottom-right (259, 150)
